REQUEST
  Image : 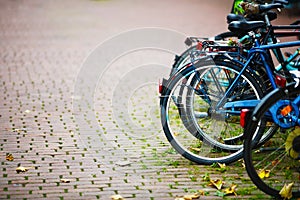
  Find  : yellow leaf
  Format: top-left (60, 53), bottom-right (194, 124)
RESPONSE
top-left (183, 193), bottom-right (200, 199)
top-left (183, 196), bottom-right (192, 200)
top-left (258, 169), bottom-right (270, 179)
top-left (241, 162), bottom-right (246, 168)
top-left (16, 166), bottom-right (29, 173)
top-left (223, 184), bottom-right (237, 196)
top-left (189, 147), bottom-right (201, 152)
top-left (279, 182), bottom-right (294, 199)
top-left (6, 154), bottom-right (14, 161)
top-left (217, 163), bottom-right (226, 169)
top-left (198, 190), bottom-right (205, 195)
top-left (111, 195), bottom-right (125, 200)
top-left (209, 179), bottom-right (224, 190)
top-left (60, 179), bottom-right (71, 183)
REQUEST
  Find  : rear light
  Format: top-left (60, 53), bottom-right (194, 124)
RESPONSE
top-left (275, 74), bottom-right (286, 88)
top-left (159, 78), bottom-right (167, 94)
top-left (159, 79), bottom-right (163, 94)
top-left (240, 109), bottom-right (250, 128)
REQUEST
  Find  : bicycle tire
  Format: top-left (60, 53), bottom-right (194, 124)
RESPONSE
top-left (189, 57), bottom-right (266, 147)
top-left (160, 56), bottom-right (266, 164)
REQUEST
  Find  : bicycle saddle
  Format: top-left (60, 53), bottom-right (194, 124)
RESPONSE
top-left (227, 14), bottom-right (245, 24)
top-left (228, 20), bottom-right (265, 33)
top-left (247, 11), bottom-right (277, 22)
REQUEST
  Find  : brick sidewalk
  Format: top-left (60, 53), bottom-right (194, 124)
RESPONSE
top-left (0, 0), bottom-right (298, 199)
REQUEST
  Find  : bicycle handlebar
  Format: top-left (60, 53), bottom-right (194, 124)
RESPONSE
top-left (259, 3), bottom-right (284, 13)
top-left (274, 0), bottom-right (289, 5)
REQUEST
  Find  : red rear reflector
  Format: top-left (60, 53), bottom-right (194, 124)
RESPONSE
top-left (159, 79), bottom-right (163, 94)
top-left (240, 109), bottom-right (250, 128)
top-left (275, 74), bottom-right (286, 88)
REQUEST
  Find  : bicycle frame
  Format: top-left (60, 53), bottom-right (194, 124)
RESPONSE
top-left (218, 40), bottom-right (300, 111)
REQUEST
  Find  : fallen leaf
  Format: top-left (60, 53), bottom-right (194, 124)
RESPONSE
top-left (217, 162), bottom-right (227, 172)
top-left (217, 162), bottom-right (226, 169)
top-left (258, 169), bottom-right (270, 179)
top-left (209, 179), bottom-right (224, 190)
top-left (189, 147), bottom-right (201, 152)
top-left (12, 128), bottom-right (26, 133)
top-left (6, 154), bottom-right (14, 161)
top-left (210, 162), bottom-right (227, 172)
top-left (111, 194), bottom-right (125, 200)
top-left (60, 179), bottom-right (71, 183)
top-left (115, 161), bottom-right (131, 167)
top-left (272, 159), bottom-right (280, 166)
top-left (241, 162), bottom-right (246, 168)
top-left (279, 182), bottom-right (294, 199)
top-left (183, 193), bottom-right (200, 200)
top-left (223, 184), bottom-right (237, 196)
top-left (16, 166), bottom-right (29, 173)
top-left (174, 198), bottom-right (185, 200)
top-left (197, 190), bottom-right (205, 195)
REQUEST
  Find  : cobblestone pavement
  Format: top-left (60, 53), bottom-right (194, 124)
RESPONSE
top-left (0, 0), bottom-right (298, 199)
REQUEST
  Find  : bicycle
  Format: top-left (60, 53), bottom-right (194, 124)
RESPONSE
top-left (161, 1), bottom-right (300, 142)
top-left (160, 18), bottom-right (300, 164)
top-left (243, 82), bottom-right (300, 198)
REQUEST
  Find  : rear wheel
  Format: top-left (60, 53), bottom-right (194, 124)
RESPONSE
top-left (161, 56), bottom-right (265, 164)
top-left (185, 58), bottom-right (264, 151)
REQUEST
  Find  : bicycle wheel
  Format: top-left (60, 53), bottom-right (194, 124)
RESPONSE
top-left (185, 57), bottom-right (275, 148)
top-left (244, 83), bottom-right (300, 198)
top-left (160, 56), bottom-right (264, 164)
top-left (186, 58), bottom-right (265, 150)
